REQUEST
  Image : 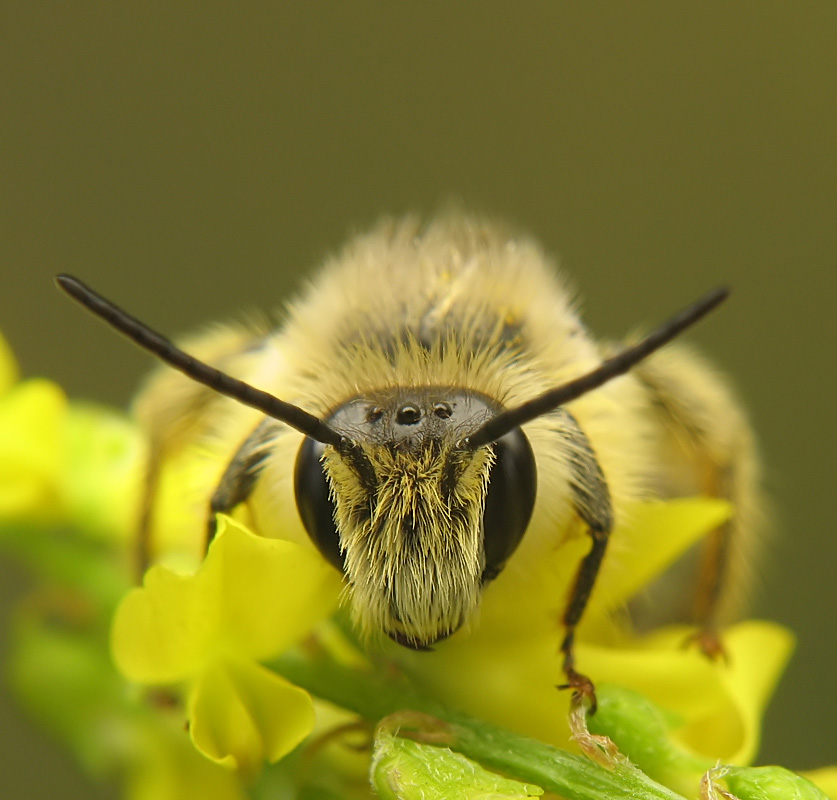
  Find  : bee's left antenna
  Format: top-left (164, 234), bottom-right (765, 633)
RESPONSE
top-left (467, 286), bottom-right (730, 449)
top-left (55, 274), bottom-right (344, 448)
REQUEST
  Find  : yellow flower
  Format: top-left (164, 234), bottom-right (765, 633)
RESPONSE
top-left (8, 609), bottom-right (248, 800)
top-left (803, 767), bottom-right (837, 798)
top-left (0, 330), bottom-right (144, 539)
top-left (2, 328), bottom-right (834, 798)
top-left (390, 498), bottom-right (793, 771)
top-left (111, 515), bottom-right (341, 775)
top-left (0, 364), bottom-right (66, 519)
top-left (61, 401), bottom-right (146, 542)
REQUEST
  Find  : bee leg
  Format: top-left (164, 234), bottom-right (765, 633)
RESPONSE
top-left (688, 465), bottom-right (736, 660)
top-left (552, 410), bottom-right (614, 712)
top-left (206, 417), bottom-right (280, 553)
top-left (633, 345), bottom-right (761, 657)
top-left (559, 528), bottom-right (610, 712)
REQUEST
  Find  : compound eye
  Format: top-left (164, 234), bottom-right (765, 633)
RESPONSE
top-left (294, 437), bottom-right (344, 572)
top-left (481, 428), bottom-right (537, 583)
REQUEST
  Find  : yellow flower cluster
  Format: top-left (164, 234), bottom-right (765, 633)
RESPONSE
top-left (0, 330), bottom-right (835, 800)
top-left (113, 516), bottom-right (340, 775)
top-left (392, 498), bottom-right (794, 768)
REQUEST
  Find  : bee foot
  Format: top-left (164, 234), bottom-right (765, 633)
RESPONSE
top-left (558, 668), bottom-right (598, 715)
top-left (684, 628), bottom-right (729, 664)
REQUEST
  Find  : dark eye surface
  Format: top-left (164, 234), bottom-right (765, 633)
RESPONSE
top-left (294, 437), bottom-right (344, 572)
top-left (481, 428), bottom-right (537, 583)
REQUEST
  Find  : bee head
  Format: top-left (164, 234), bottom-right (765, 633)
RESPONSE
top-left (294, 389), bottom-right (537, 649)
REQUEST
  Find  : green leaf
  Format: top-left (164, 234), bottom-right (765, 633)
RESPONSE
top-left (371, 728), bottom-right (543, 799)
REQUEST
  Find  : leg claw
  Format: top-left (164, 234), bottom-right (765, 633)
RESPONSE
top-left (684, 628), bottom-right (729, 663)
top-left (558, 668), bottom-right (598, 714)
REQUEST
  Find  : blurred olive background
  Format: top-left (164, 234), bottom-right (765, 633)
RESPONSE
top-left (2, 3), bottom-right (835, 797)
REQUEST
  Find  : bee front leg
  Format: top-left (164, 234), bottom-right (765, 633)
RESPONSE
top-left (550, 410), bottom-right (614, 713)
top-left (560, 526), bottom-right (610, 711)
top-left (206, 417), bottom-right (280, 552)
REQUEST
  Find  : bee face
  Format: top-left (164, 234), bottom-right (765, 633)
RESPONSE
top-left (293, 388), bottom-right (537, 649)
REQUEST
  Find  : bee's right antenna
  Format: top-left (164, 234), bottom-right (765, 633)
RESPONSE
top-left (466, 286), bottom-right (730, 449)
top-left (55, 274), bottom-right (345, 449)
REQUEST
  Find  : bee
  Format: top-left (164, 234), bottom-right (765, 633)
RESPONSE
top-left (56, 214), bottom-right (758, 706)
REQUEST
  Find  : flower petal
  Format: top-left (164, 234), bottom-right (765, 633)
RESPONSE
top-left (112, 516), bottom-right (340, 683)
top-left (633, 620), bottom-right (795, 763)
top-left (0, 379), bottom-right (66, 518)
top-left (112, 562), bottom-right (216, 683)
top-left (471, 497), bottom-right (731, 643)
top-left (208, 516), bottom-right (341, 661)
top-left (61, 403), bottom-right (145, 541)
top-left (188, 658), bottom-right (315, 775)
top-left (802, 767), bottom-right (837, 798)
top-left (587, 497), bottom-right (732, 616)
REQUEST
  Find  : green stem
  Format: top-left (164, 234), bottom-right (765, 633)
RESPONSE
top-left (273, 650), bottom-right (687, 800)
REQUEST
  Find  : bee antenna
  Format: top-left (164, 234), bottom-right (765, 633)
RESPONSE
top-left (466, 286), bottom-right (730, 449)
top-left (55, 274), bottom-right (344, 448)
